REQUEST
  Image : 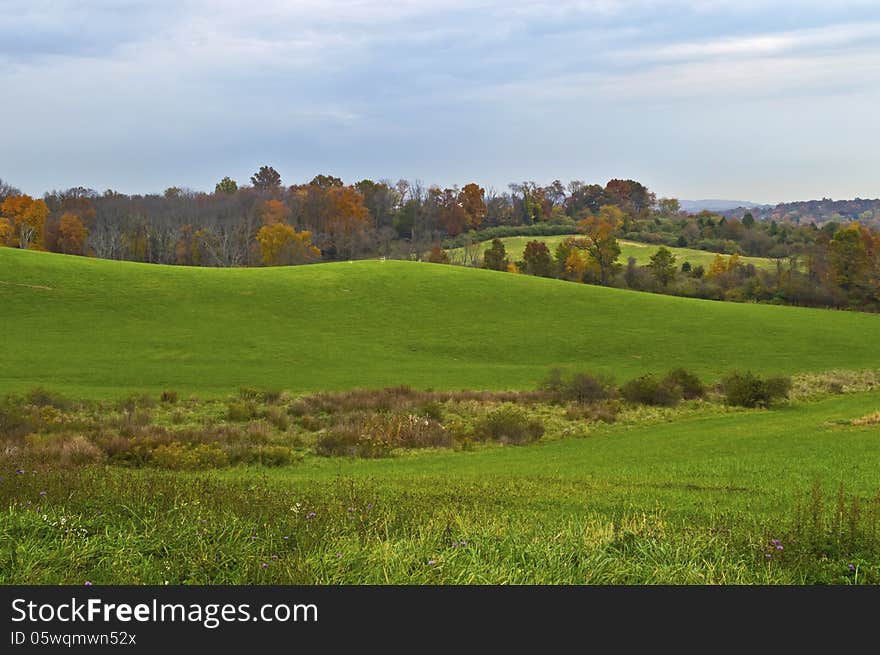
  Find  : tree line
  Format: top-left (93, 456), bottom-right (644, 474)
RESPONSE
top-left (1, 167), bottom-right (878, 310)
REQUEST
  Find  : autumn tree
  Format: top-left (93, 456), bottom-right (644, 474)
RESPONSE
top-left (215, 176), bottom-right (238, 194)
top-left (522, 240), bottom-right (554, 277)
top-left (251, 165), bottom-right (282, 190)
top-left (309, 174), bottom-right (344, 188)
top-left (459, 183), bottom-right (486, 230)
top-left (58, 212), bottom-right (88, 255)
top-left (426, 245), bottom-right (449, 264)
top-left (829, 223), bottom-right (873, 291)
top-left (0, 178), bottom-right (21, 203)
top-left (576, 207), bottom-right (622, 284)
top-left (326, 186), bottom-right (370, 259)
top-left (1, 195), bottom-right (49, 250)
top-left (482, 238), bottom-right (509, 271)
top-left (437, 188), bottom-right (469, 236)
top-left (259, 199), bottom-right (291, 225)
top-left (255, 223), bottom-right (320, 266)
top-left (647, 246), bottom-right (677, 287)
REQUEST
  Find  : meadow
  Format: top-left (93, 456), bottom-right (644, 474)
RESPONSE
top-left (1, 248), bottom-right (877, 398)
top-left (2, 249), bottom-right (879, 585)
top-left (446, 234), bottom-right (781, 271)
top-left (2, 387), bottom-right (878, 584)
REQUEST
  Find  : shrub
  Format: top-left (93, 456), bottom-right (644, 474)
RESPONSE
top-left (420, 401), bottom-right (444, 421)
top-left (620, 375), bottom-right (681, 407)
top-left (264, 406), bottom-right (290, 430)
top-left (722, 371), bottom-right (791, 408)
top-left (151, 442), bottom-right (229, 470)
top-left (239, 387), bottom-right (282, 403)
top-left (24, 387), bottom-right (72, 410)
top-left (663, 368), bottom-right (705, 400)
top-left (0, 397), bottom-right (33, 440)
top-left (566, 372), bottom-right (614, 404)
top-left (473, 405), bottom-right (544, 445)
top-left (227, 401), bottom-right (257, 422)
top-left (160, 390), bottom-right (179, 404)
top-left (565, 402), bottom-right (619, 424)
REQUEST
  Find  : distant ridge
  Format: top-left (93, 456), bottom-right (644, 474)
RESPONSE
top-left (679, 199), bottom-right (769, 213)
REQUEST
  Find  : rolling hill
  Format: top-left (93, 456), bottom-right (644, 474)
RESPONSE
top-left (446, 235), bottom-right (781, 271)
top-left (1, 248), bottom-right (878, 397)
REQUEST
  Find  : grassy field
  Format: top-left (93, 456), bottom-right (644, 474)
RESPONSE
top-left (2, 248), bottom-right (879, 398)
top-left (2, 390), bottom-right (878, 584)
top-left (446, 234), bottom-right (781, 271)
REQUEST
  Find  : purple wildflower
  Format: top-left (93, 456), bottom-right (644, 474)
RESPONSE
top-left (776, 545), bottom-right (783, 551)
top-left (771, 539), bottom-right (780, 545)
top-left (39, 491), bottom-right (47, 496)
top-left (848, 564), bottom-right (856, 572)
top-left (452, 542), bottom-right (459, 548)
top-left (270, 555), bottom-right (278, 560)
top-left (261, 562), bottom-right (268, 568)
top-left (428, 560), bottom-right (436, 566)
top-left (306, 512), bottom-right (316, 520)
top-left (84, 581), bottom-right (92, 586)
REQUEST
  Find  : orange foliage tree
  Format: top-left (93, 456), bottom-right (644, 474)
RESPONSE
top-left (576, 206), bottom-right (623, 284)
top-left (259, 199), bottom-right (291, 226)
top-left (0, 195), bottom-right (49, 250)
top-left (58, 212), bottom-right (88, 255)
top-left (326, 187), bottom-right (370, 258)
top-left (256, 223), bottom-right (320, 266)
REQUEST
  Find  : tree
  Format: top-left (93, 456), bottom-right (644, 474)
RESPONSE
top-left (0, 178), bottom-right (22, 203)
top-left (309, 174), bottom-right (344, 188)
top-left (576, 207), bottom-right (622, 284)
top-left (1, 195), bottom-right (49, 249)
top-left (482, 238), bottom-right (509, 271)
top-left (647, 246), bottom-right (677, 287)
top-left (426, 245), bottom-right (449, 264)
top-left (58, 213), bottom-right (88, 255)
top-left (459, 183), bottom-right (486, 230)
top-left (658, 198), bottom-right (680, 216)
top-left (829, 223), bottom-right (871, 290)
top-left (255, 223), bottom-right (320, 266)
top-left (259, 199), bottom-right (291, 226)
top-left (522, 240), bottom-right (553, 277)
top-left (0, 218), bottom-right (12, 246)
top-left (742, 212), bottom-right (755, 228)
top-left (215, 177), bottom-right (238, 195)
top-left (251, 165), bottom-right (282, 190)
top-left (326, 186), bottom-right (371, 258)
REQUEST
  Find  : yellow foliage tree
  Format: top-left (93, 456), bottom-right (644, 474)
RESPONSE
top-left (256, 223), bottom-right (320, 266)
top-left (707, 254), bottom-right (728, 278)
top-left (1, 195), bottom-right (49, 250)
top-left (0, 217), bottom-right (12, 246)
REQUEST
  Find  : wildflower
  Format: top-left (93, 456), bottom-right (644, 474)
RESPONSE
top-left (452, 542), bottom-right (459, 548)
top-left (428, 560), bottom-right (436, 566)
top-left (270, 555), bottom-right (278, 560)
top-left (306, 512), bottom-right (316, 520)
top-left (336, 553), bottom-right (342, 559)
top-left (765, 554), bottom-right (772, 559)
top-left (776, 545), bottom-right (783, 551)
top-left (84, 581), bottom-right (92, 586)
top-left (261, 562), bottom-right (268, 568)
top-left (848, 564), bottom-right (856, 572)
top-left (461, 541), bottom-right (467, 547)
top-left (283, 536), bottom-right (289, 540)
top-left (16, 469), bottom-right (25, 475)
top-left (39, 491), bottom-right (47, 496)
top-left (348, 507), bottom-right (354, 512)
top-left (771, 539), bottom-right (780, 545)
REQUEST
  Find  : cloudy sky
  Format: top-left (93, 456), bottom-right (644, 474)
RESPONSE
top-left (2, 1), bottom-right (879, 203)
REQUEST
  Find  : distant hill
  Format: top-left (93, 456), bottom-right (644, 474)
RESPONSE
top-left (679, 199), bottom-right (769, 213)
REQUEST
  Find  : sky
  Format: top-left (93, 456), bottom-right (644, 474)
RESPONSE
top-left (2, 1), bottom-right (880, 204)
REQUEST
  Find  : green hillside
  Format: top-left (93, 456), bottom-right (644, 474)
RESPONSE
top-left (447, 234), bottom-right (780, 270)
top-left (1, 248), bottom-right (877, 397)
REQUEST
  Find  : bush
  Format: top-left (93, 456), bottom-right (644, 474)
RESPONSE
top-left (160, 390), bottom-right (179, 404)
top-left (567, 373), bottom-right (613, 404)
top-left (150, 442), bottom-right (229, 470)
top-left (0, 397), bottom-right (33, 440)
top-left (473, 405), bottom-right (544, 445)
top-left (722, 371), bottom-right (791, 408)
top-left (24, 387), bottom-right (72, 410)
top-left (663, 368), bottom-right (705, 400)
top-left (227, 401), bottom-right (257, 422)
top-left (620, 375), bottom-right (681, 407)
top-left (264, 406), bottom-right (290, 430)
top-left (227, 445), bottom-right (295, 467)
